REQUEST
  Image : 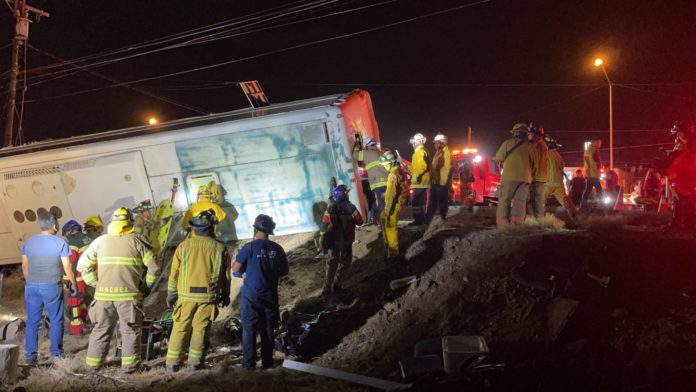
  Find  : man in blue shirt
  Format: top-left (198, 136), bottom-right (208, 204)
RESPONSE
top-left (232, 214), bottom-right (288, 369)
top-left (21, 212), bottom-right (77, 364)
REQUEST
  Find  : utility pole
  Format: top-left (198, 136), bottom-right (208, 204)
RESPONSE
top-left (3, 0), bottom-right (49, 147)
top-left (467, 126), bottom-right (472, 148)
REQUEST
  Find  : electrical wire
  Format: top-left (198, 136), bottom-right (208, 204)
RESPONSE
top-left (15, 40), bottom-right (27, 145)
top-left (559, 142), bottom-right (673, 155)
top-left (615, 83), bottom-right (696, 102)
top-left (27, 0), bottom-right (492, 103)
top-left (27, 45), bottom-right (210, 114)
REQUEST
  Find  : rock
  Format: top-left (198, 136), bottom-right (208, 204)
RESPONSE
top-left (0, 344), bottom-right (19, 385)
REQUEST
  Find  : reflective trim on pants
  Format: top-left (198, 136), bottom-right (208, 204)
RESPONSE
top-left (166, 301), bottom-right (217, 366)
top-left (86, 300), bottom-right (144, 371)
top-left (380, 207), bottom-right (401, 258)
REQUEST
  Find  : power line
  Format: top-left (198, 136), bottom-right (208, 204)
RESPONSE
top-left (559, 142), bottom-right (673, 155)
top-left (615, 83), bottom-right (696, 102)
top-left (26, 0), bottom-right (491, 103)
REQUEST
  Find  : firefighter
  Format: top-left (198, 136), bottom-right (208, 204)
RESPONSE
top-left (542, 136), bottom-right (578, 216)
top-left (77, 207), bottom-right (160, 373)
top-left (352, 136), bottom-right (377, 224)
top-left (183, 185), bottom-right (227, 235)
top-left (668, 120), bottom-right (696, 229)
top-left (84, 215), bottom-right (104, 240)
top-left (408, 133), bottom-right (431, 225)
top-left (355, 137), bottom-right (388, 224)
top-left (380, 151), bottom-right (407, 258)
top-left (528, 125), bottom-right (549, 218)
top-left (569, 169), bottom-right (586, 207)
top-left (580, 137), bottom-right (604, 208)
top-left (165, 209), bottom-right (230, 373)
top-left (320, 185), bottom-right (364, 295)
top-left (232, 214), bottom-right (289, 369)
top-left (61, 220), bottom-right (92, 336)
top-left (495, 123), bottom-right (539, 226)
top-left (426, 133), bottom-right (453, 223)
top-left (458, 159), bottom-right (475, 210)
top-left (133, 200), bottom-right (155, 239)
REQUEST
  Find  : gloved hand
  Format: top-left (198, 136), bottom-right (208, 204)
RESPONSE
top-left (69, 282), bottom-right (78, 297)
top-left (218, 294), bottom-right (231, 308)
top-left (232, 271), bottom-right (243, 278)
top-left (166, 291), bottom-right (178, 308)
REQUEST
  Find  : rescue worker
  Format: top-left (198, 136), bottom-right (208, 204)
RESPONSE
top-left (320, 184), bottom-right (364, 295)
top-left (62, 220), bottom-right (93, 335)
top-left (426, 133), bottom-right (453, 223)
top-left (232, 214), bottom-right (288, 369)
top-left (165, 210), bottom-right (230, 373)
top-left (183, 185), bottom-right (227, 235)
top-left (580, 137), bottom-right (603, 208)
top-left (407, 133), bottom-right (430, 225)
top-left (84, 215), bottom-right (104, 240)
top-left (542, 136), bottom-right (578, 216)
top-left (528, 125), bottom-right (549, 218)
top-left (458, 159), bottom-right (475, 210)
top-left (569, 169), bottom-right (586, 207)
top-left (133, 200), bottom-right (155, 239)
top-left (77, 207), bottom-right (160, 373)
top-left (355, 137), bottom-right (388, 224)
top-left (495, 123), bottom-right (539, 227)
top-left (352, 136), bottom-right (377, 224)
top-left (380, 151), bottom-right (407, 259)
top-left (668, 120), bottom-right (696, 228)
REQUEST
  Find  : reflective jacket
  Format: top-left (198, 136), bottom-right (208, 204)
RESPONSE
top-left (321, 200), bottom-right (364, 247)
top-left (533, 140), bottom-right (549, 183)
top-left (495, 138), bottom-right (539, 183)
top-left (385, 167), bottom-right (407, 215)
top-left (547, 149), bottom-right (566, 186)
top-left (77, 227), bottom-right (159, 302)
top-left (431, 146), bottom-right (453, 186)
top-left (583, 142), bottom-right (602, 178)
top-left (409, 146), bottom-right (431, 189)
top-left (64, 232), bottom-right (92, 282)
top-left (168, 236), bottom-right (229, 303)
top-left (356, 147), bottom-right (388, 190)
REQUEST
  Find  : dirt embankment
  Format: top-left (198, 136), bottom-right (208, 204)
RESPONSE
top-left (316, 215), bottom-right (696, 391)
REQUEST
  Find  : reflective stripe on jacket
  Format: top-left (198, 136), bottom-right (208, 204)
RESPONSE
top-left (77, 233), bottom-right (159, 301)
top-left (168, 236), bottom-right (228, 303)
top-left (583, 142), bottom-right (602, 178)
top-left (385, 167), bottom-right (407, 214)
top-left (362, 147), bottom-right (388, 189)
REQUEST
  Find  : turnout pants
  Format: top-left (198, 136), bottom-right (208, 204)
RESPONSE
top-left (240, 295), bottom-right (278, 368)
top-left (543, 185), bottom-right (577, 215)
top-left (426, 184), bottom-right (449, 222)
top-left (324, 245), bottom-right (352, 293)
top-left (166, 301), bottom-right (218, 366)
top-left (410, 188), bottom-right (428, 224)
top-left (581, 177), bottom-right (603, 208)
top-left (86, 300), bottom-right (144, 371)
top-left (64, 275), bottom-right (89, 336)
top-left (361, 179), bottom-right (376, 223)
top-left (528, 181), bottom-right (547, 218)
top-left (496, 181), bottom-right (530, 226)
top-left (380, 206), bottom-right (401, 258)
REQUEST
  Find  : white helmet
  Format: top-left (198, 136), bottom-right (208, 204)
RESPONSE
top-left (433, 133), bottom-right (447, 143)
top-left (409, 133), bottom-right (426, 146)
top-left (363, 137), bottom-right (377, 147)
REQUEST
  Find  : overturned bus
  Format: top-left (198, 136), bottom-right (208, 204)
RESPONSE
top-left (0, 90), bottom-right (381, 265)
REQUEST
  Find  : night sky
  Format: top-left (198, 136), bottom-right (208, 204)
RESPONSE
top-left (1, 0), bottom-right (695, 166)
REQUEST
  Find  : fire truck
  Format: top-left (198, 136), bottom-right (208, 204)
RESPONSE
top-left (450, 148), bottom-right (500, 206)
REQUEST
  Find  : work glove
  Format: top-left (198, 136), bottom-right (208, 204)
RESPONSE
top-left (69, 282), bottom-right (78, 297)
top-left (166, 291), bottom-right (178, 308)
top-left (218, 294), bottom-right (231, 308)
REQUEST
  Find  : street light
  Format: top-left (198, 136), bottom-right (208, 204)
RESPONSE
top-left (593, 57), bottom-right (613, 169)
top-left (148, 117), bottom-right (158, 125)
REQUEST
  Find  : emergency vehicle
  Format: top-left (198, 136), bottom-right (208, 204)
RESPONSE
top-left (450, 148), bottom-right (500, 205)
top-left (0, 90), bottom-right (379, 265)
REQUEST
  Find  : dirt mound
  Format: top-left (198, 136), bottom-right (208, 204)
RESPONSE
top-left (315, 219), bottom-right (696, 391)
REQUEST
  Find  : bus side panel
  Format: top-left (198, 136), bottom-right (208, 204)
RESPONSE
top-left (175, 120), bottom-right (335, 240)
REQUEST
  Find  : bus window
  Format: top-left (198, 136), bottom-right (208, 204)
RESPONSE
top-left (186, 173), bottom-right (220, 203)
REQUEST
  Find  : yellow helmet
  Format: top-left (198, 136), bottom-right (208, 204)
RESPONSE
top-left (110, 207), bottom-right (133, 222)
top-left (84, 215), bottom-right (104, 228)
top-left (197, 185), bottom-right (213, 198)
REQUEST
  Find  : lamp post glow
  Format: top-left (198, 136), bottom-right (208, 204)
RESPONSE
top-left (594, 57), bottom-right (613, 169)
top-left (148, 117), bottom-right (158, 125)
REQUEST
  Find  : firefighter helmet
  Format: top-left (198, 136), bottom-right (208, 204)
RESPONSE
top-left (189, 209), bottom-right (218, 228)
top-left (380, 150), bottom-right (397, 166)
top-left (133, 200), bottom-right (152, 214)
top-left (511, 123), bottom-right (530, 134)
top-left (197, 185), bottom-right (213, 198)
top-left (544, 135), bottom-right (562, 150)
top-left (253, 214), bottom-right (276, 235)
top-left (332, 184), bottom-right (350, 201)
top-left (409, 133), bottom-right (426, 146)
top-left (110, 207), bottom-right (134, 223)
top-left (433, 133), bottom-right (447, 144)
top-left (61, 220), bottom-right (82, 236)
top-left (363, 137), bottom-right (377, 147)
top-left (84, 215), bottom-right (104, 229)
